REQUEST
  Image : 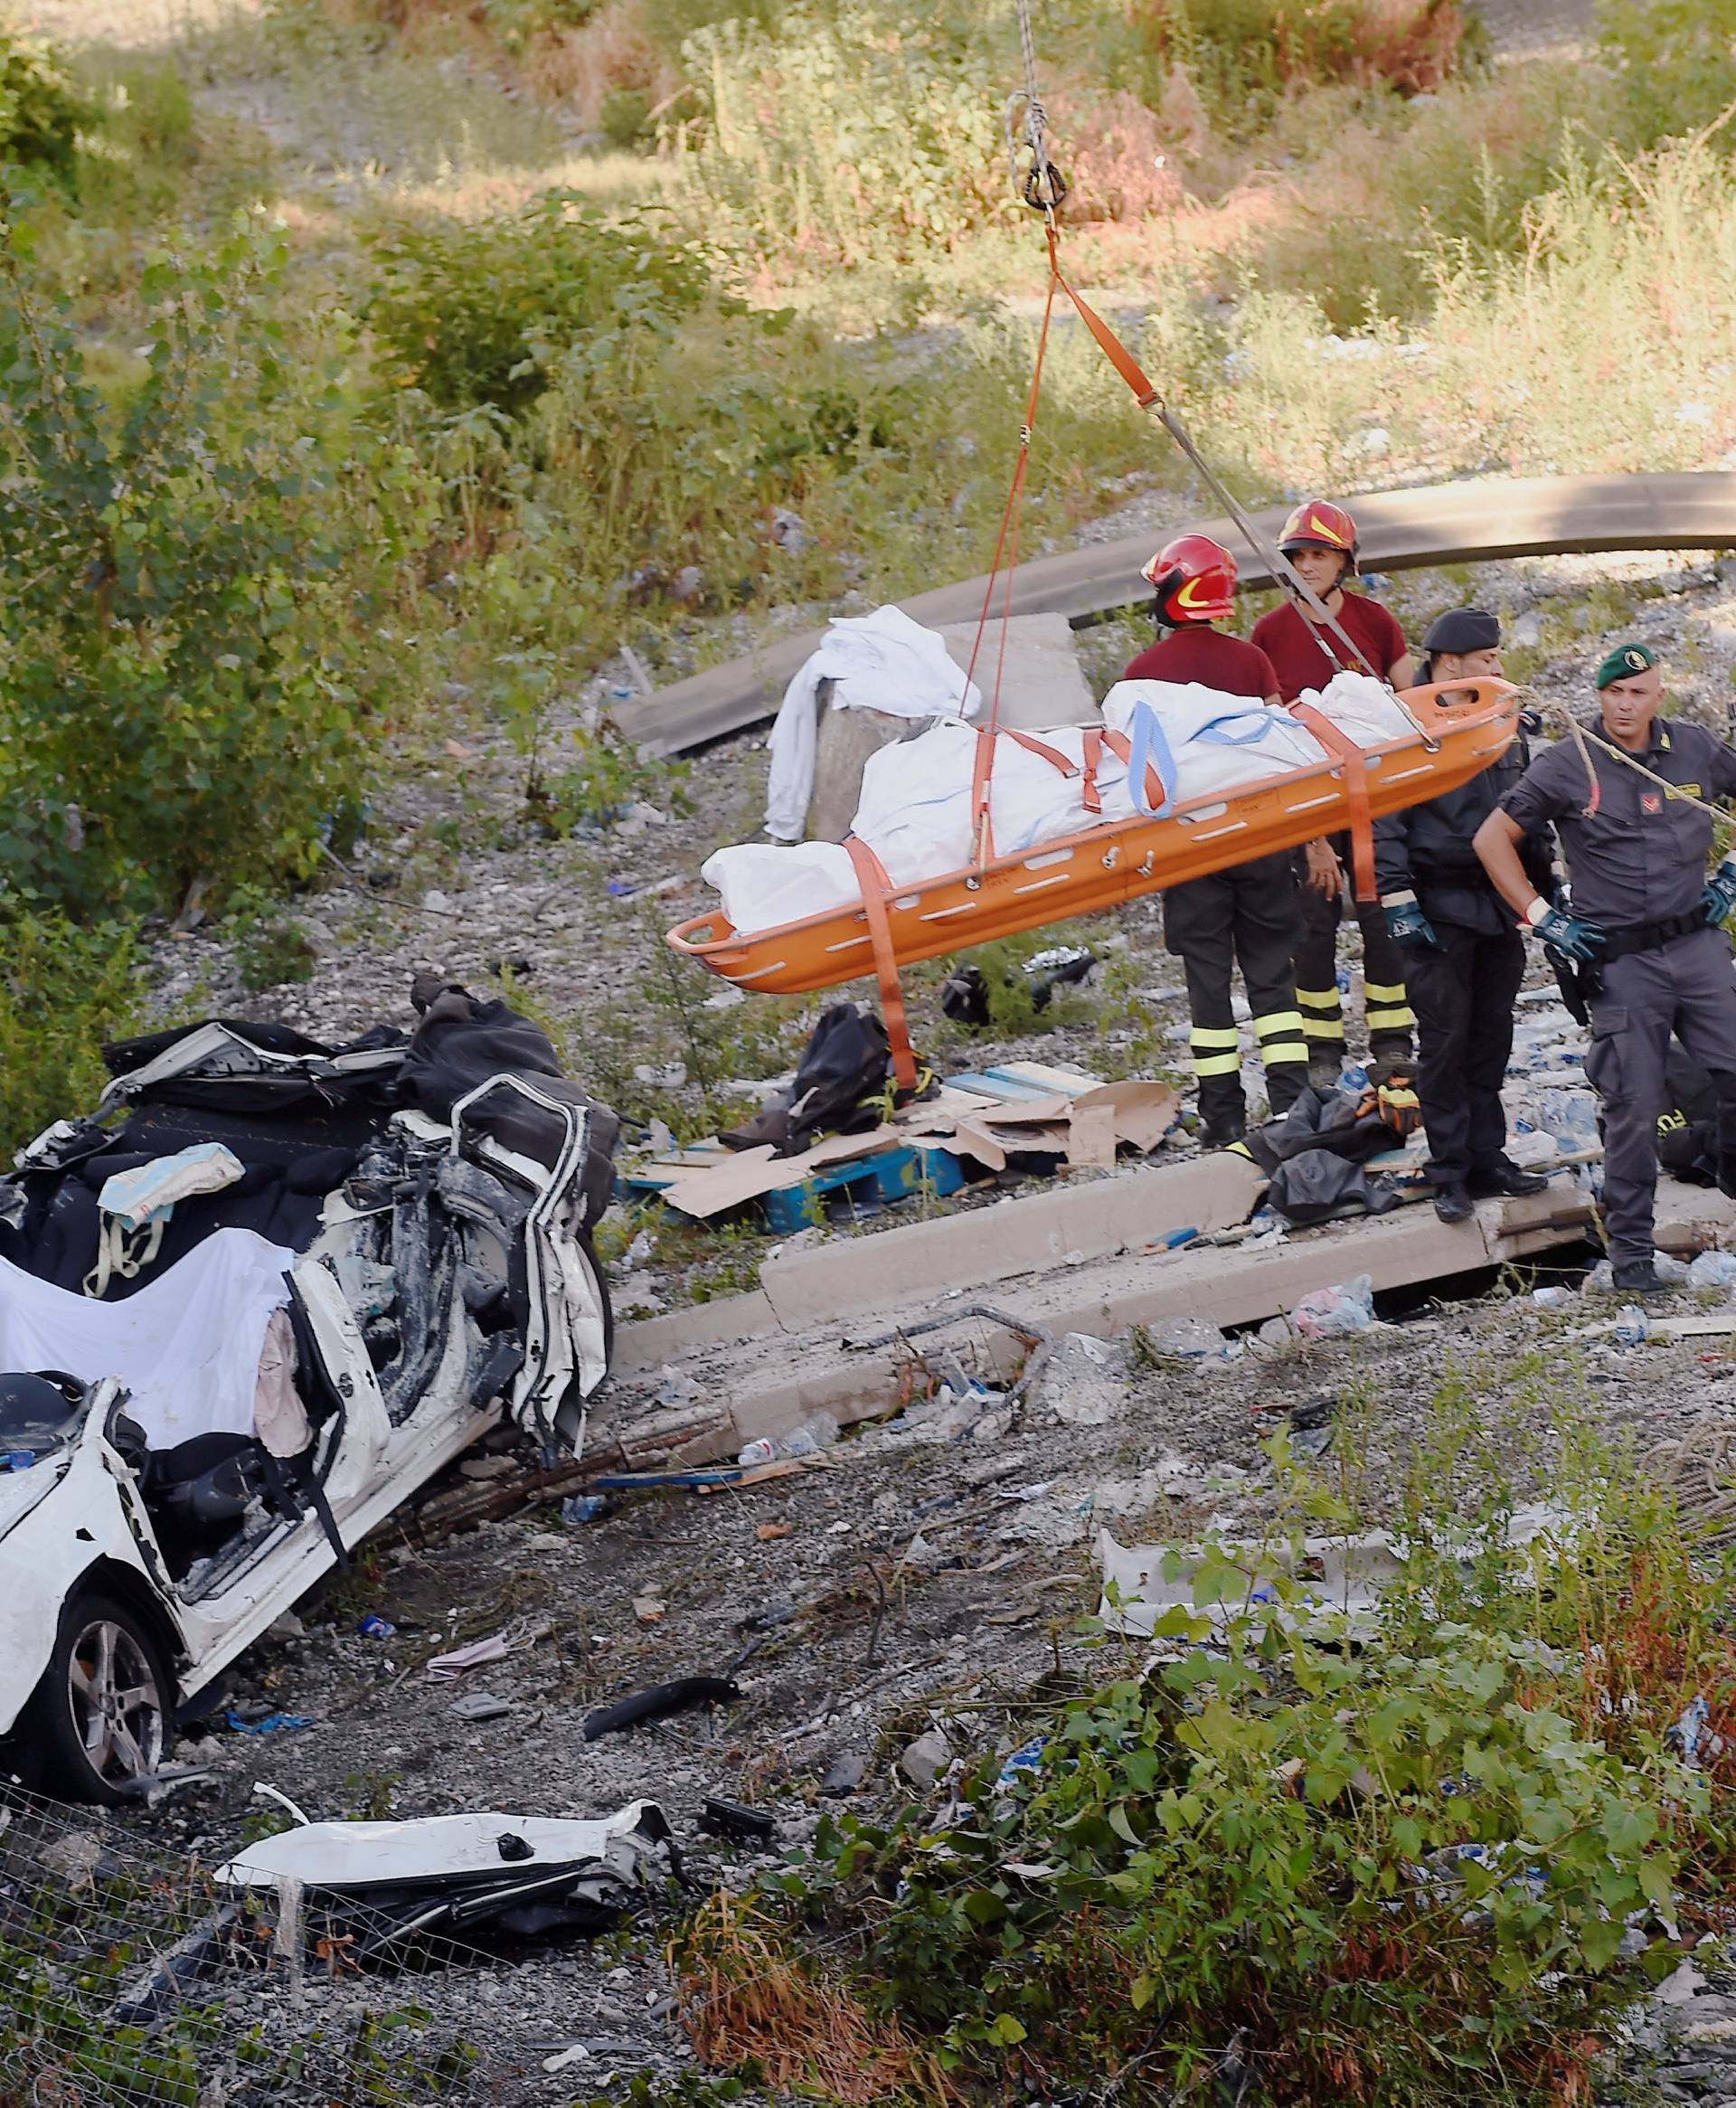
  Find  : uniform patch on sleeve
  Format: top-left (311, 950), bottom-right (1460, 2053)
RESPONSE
top-left (1642, 792), bottom-right (1662, 813)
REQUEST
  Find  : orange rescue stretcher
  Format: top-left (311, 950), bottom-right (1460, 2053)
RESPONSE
top-left (667, 676), bottom-right (1518, 1083)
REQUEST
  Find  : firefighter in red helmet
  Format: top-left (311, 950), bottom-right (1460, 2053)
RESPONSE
top-left (1250, 499), bottom-right (1418, 1083)
top-left (1123, 534), bottom-right (1310, 1145)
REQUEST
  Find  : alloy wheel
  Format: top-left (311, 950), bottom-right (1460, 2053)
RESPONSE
top-left (66, 1618), bottom-right (165, 1788)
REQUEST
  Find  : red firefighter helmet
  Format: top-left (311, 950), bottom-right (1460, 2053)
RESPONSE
top-left (1278, 498), bottom-right (1359, 572)
top-left (1139, 533), bottom-right (1238, 624)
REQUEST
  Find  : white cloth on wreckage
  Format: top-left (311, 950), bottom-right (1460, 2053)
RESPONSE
top-left (0, 1224), bottom-right (297, 1450)
top-left (763, 605), bottom-right (982, 842)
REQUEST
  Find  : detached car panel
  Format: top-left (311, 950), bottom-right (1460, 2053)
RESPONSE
top-left (0, 986), bottom-right (618, 1801)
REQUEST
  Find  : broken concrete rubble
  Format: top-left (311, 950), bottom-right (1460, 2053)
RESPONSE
top-left (1034, 1331), bottom-right (1131, 1426)
top-left (605, 1153), bottom-right (1736, 1473)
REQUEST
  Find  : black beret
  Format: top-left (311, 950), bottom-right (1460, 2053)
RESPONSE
top-left (1421, 607), bottom-right (1501, 656)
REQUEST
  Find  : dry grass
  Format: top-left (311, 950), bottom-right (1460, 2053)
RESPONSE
top-left (675, 1891), bottom-right (965, 2106)
top-left (7, 0), bottom-right (261, 44)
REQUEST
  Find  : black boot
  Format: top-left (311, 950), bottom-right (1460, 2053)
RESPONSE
top-left (1611, 1261), bottom-right (1674, 1300)
top-left (1468, 1158), bottom-right (1550, 1197)
top-left (1433, 1184), bottom-right (1475, 1224)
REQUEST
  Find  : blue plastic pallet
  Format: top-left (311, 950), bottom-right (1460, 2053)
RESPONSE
top-left (621, 1140), bottom-right (967, 1233)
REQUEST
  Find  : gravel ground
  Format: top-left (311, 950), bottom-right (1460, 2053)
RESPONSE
top-left (21, 1271), bottom-right (1731, 2102)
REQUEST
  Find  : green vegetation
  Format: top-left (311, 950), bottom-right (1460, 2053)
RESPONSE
top-left (0, 910), bottom-right (140, 1152)
top-left (0, 28), bottom-right (83, 186)
top-left (677, 1393), bottom-right (1736, 2104)
top-left (0, 199), bottom-right (431, 916)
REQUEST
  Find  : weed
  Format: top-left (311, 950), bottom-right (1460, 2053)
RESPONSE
top-left (366, 187), bottom-right (716, 414)
top-left (0, 910), bottom-right (141, 1158)
top-left (233, 913), bottom-right (320, 992)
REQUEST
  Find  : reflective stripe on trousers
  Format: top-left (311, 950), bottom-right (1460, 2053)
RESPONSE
top-left (1189, 1024), bottom-right (1241, 1079)
top-left (1254, 1008), bottom-right (1308, 1069)
top-left (1363, 978), bottom-right (1416, 1033)
top-left (1297, 986), bottom-right (1345, 1043)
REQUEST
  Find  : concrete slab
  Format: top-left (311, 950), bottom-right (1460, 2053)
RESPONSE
top-left (611, 1289), bottom-right (780, 1375)
top-left (933, 615), bottom-right (1097, 732)
top-left (755, 1151), bottom-right (1265, 1332)
top-left (607, 1168), bottom-right (1736, 1466)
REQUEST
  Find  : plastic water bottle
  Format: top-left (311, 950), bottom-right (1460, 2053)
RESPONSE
top-left (777, 1411), bottom-right (841, 1460)
top-left (1613, 1305), bottom-right (1649, 1347)
top-left (736, 1438), bottom-right (777, 1468)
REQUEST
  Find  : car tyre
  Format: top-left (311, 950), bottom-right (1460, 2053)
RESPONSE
top-left (20, 1590), bottom-right (174, 1806)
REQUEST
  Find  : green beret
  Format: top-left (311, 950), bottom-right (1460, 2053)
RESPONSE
top-left (1596, 642), bottom-right (1658, 688)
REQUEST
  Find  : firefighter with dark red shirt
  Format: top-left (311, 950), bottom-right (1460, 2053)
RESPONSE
top-left (1125, 534), bottom-right (1311, 1144)
top-left (1250, 499), bottom-right (1418, 1082)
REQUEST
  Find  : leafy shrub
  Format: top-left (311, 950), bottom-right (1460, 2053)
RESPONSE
top-left (1599, 0), bottom-right (1736, 139)
top-left (1098, 0), bottom-right (1475, 134)
top-left (1249, 61), bottom-right (1614, 325)
top-left (715, 1414), bottom-right (1731, 2106)
top-left (367, 189), bottom-right (716, 413)
top-left (0, 912), bottom-right (140, 1157)
top-left (675, 5), bottom-right (1018, 268)
top-left (0, 199), bottom-right (434, 915)
top-left (0, 33), bottom-right (84, 188)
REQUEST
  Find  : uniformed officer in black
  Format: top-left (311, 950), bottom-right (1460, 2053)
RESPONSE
top-left (1474, 642), bottom-right (1736, 1295)
top-left (1374, 610), bottom-right (1552, 1224)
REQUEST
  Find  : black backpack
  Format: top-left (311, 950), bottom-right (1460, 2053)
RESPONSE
top-left (721, 1002), bottom-right (896, 1158)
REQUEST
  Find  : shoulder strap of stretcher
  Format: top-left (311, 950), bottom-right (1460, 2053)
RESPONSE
top-left (1289, 704), bottom-right (1376, 901)
top-left (844, 834), bottom-right (919, 1090)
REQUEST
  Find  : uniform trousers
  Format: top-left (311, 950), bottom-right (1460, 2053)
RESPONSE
top-left (1294, 838), bottom-right (1415, 1068)
top-left (1165, 850), bottom-right (1308, 1136)
top-left (1403, 917), bottom-right (1525, 1188)
top-left (1585, 926), bottom-right (1736, 1271)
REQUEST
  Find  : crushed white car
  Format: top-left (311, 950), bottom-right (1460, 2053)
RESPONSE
top-left (0, 978), bottom-right (618, 1803)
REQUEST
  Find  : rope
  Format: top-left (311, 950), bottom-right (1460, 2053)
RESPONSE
top-left (1540, 698), bottom-right (1733, 825)
top-left (1005, 0), bottom-right (1067, 213)
top-left (964, 267), bottom-right (1058, 864)
top-left (1028, 237), bottom-right (1439, 755)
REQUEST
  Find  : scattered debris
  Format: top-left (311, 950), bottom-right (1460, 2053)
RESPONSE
top-left (698, 1798), bottom-right (777, 1846)
top-left (1289, 1273), bottom-right (1376, 1338)
top-left (426, 1616), bottom-right (552, 1680)
top-left (900, 1729), bottom-right (951, 1788)
top-left (582, 1676), bottom-right (741, 1742)
top-left (1036, 1331), bottom-right (1131, 1425)
top-left (216, 1801), bottom-right (674, 1952)
top-left (819, 1751), bottom-right (868, 1797)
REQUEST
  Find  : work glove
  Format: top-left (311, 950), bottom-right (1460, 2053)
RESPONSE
top-left (1530, 903), bottom-right (1605, 963)
top-left (1361, 1059), bottom-right (1422, 1139)
top-left (1382, 895), bottom-right (1439, 949)
top-left (1703, 857), bottom-right (1736, 926)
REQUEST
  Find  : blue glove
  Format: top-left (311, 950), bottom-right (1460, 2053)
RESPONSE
top-left (1703, 858), bottom-right (1736, 926)
top-left (1533, 903), bottom-right (1605, 962)
top-left (1383, 898), bottom-right (1439, 949)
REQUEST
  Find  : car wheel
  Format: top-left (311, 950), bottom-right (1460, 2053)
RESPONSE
top-left (22, 1591), bottom-right (174, 1806)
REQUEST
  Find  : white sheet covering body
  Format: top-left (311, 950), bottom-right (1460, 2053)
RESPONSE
top-left (1293, 668), bottom-right (1414, 747)
top-left (0, 1225), bottom-right (296, 1449)
top-left (711, 668), bottom-right (1414, 933)
top-left (764, 606), bottom-right (982, 841)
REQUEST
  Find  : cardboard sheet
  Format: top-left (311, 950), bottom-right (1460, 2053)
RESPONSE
top-left (651, 1124), bottom-right (901, 1219)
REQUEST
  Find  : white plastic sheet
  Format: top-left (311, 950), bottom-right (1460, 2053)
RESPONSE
top-left (1296, 667), bottom-right (1415, 747)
